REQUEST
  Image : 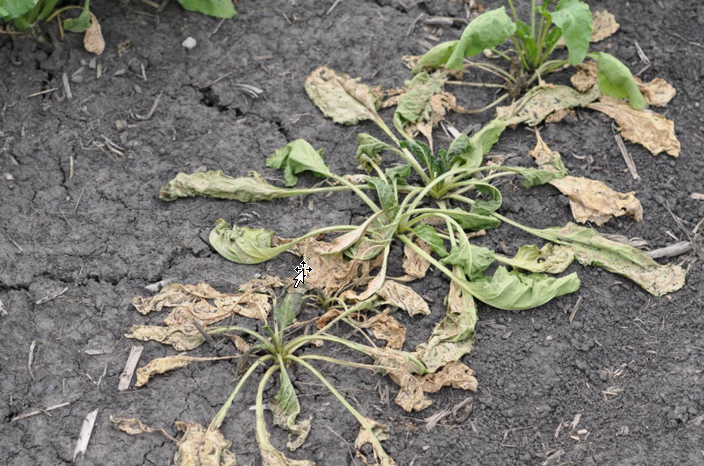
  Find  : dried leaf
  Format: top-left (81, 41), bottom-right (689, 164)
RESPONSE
top-left (497, 85), bottom-right (600, 127)
top-left (258, 415), bottom-right (314, 466)
top-left (375, 281), bottom-right (430, 317)
top-left (315, 309), bottom-right (341, 330)
top-left (354, 418), bottom-right (396, 466)
top-left (228, 334), bottom-right (251, 353)
top-left (530, 131), bottom-right (643, 225)
top-left (590, 10), bottom-right (620, 42)
top-left (84, 13), bottom-right (105, 55)
top-left (174, 421), bottom-right (237, 466)
top-left (271, 368), bottom-right (312, 451)
top-left (499, 244), bottom-right (575, 274)
top-left (588, 96), bottom-right (680, 157)
top-left (305, 66), bottom-right (383, 125)
top-left (419, 361), bottom-right (478, 393)
top-left (570, 61), bottom-right (598, 92)
top-left (360, 310), bottom-right (406, 350)
top-left (135, 355), bottom-right (233, 387)
top-left (125, 323), bottom-right (205, 351)
top-left (634, 77), bottom-right (677, 107)
top-left (401, 239), bottom-right (431, 279)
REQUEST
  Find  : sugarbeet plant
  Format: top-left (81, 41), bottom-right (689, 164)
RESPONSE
top-left (120, 3), bottom-right (685, 465)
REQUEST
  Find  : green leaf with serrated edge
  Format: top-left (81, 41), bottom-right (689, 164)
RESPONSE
top-left (159, 170), bottom-right (289, 202)
top-left (412, 40), bottom-right (459, 73)
top-left (497, 244), bottom-right (575, 274)
top-left (367, 177), bottom-right (398, 220)
top-left (274, 292), bottom-right (303, 331)
top-left (592, 52), bottom-right (646, 110)
top-left (446, 7), bottom-right (516, 70)
top-left (497, 85), bottom-right (600, 127)
top-left (178, 0), bottom-right (236, 18)
top-left (271, 367), bottom-right (311, 452)
top-left (393, 71), bottom-right (447, 138)
top-left (550, 0), bottom-right (592, 65)
top-left (466, 267), bottom-right (580, 311)
top-left (266, 139), bottom-right (330, 187)
top-left (412, 224), bottom-right (448, 257)
top-left (470, 183), bottom-right (503, 216)
top-left (344, 217), bottom-right (397, 261)
top-left (514, 19), bottom-right (538, 64)
top-left (534, 223), bottom-right (685, 296)
top-left (356, 133), bottom-right (392, 173)
top-left (401, 139), bottom-right (439, 177)
top-left (445, 134), bottom-right (479, 169)
top-left (0, 0), bottom-right (38, 20)
top-left (209, 219), bottom-right (293, 264)
top-left (417, 273), bottom-right (476, 372)
top-left (63, 0), bottom-right (91, 33)
top-left (440, 242), bottom-right (496, 281)
top-left (543, 26), bottom-right (563, 56)
top-left (385, 165), bottom-right (411, 184)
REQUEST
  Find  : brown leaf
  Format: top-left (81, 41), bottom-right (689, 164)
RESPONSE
top-left (570, 62), bottom-right (598, 93)
top-left (135, 355), bottom-right (235, 387)
top-left (125, 323), bottom-right (205, 351)
top-left (401, 239), bottom-right (431, 280)
top-left (360, 310), bottom-right (406, 350)
top-left (530, 131), bottom-right (643, 225)
top-left (315, 309), bottom-right (342, 330)
top-left (174, 421), bottom-right (237, 466)
top-left (84, 13), bottom-right (105, 55)
top-left (419, 361), bottom-right (478, 393)
top-left (634, 77), bottom-right (677, 107)
top-left (588, 96), bottom-right (680, 157)
top-left (375, 281), bottom-right (430, 317)
top-left (497, 85), bottom-right (600, 127)
top-left (236, 275), bottom-right (286, 294)
top-left (354, 418), bottom-right (396, 466)
top-left (590, 10), bottom-right (620, 42)
top-left (109, 416), bottom-right (175, 441)
top-left (228, 334), bottom-right (251, 353)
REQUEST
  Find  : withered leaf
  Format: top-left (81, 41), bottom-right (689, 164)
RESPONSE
top-left (174, 421), bottom-right (237, 466)
top-left (355, 418), bottom-right (396, 466)
top-left (305, 66), bottom-right (383, 126)
top-left (135, 355), bottom-right (235, 387)
top-left (315, 309), bottom-right (342, 330)
top-left (588, 96), bottom-right (680, 157)
top-left (530, 131), bottom-right (643, 225)
top-left (401, 239), bottom-right (431, 280)
top-left (271, 368), bottom-right (312, 451)
top-left (570, 62), bottom-right (599, 93)
top-left (590, 10), bottom-right (620, 42)
top-left (258, 412), bottom-right (314, 466)
top-left (497, 85), bottom-right (600, 127)
top-left (419, 361), bottom-right (478, 393)
top-left (498, 244), bottom-right (575, 274)
top-left (360, 310), bottom-right (406, 350)
top-left (109, 416), bottom-right (175, 441)
top-left (375, 281), bottom-right (430, 317)
top-left (84, 13), bottom-right (105, 55)
top-left (125, 323), bottom-right (205, 351)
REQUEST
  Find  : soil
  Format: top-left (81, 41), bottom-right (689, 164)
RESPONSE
top-left (1, 0), bottom-right (703, 465)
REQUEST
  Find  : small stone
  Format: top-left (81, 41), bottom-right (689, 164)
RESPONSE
top-left (182, 37), bottom-right (197, 50)
top-left (546, 335), bottom-right (553, 341)
top-left (422, 445), bottom-right (430, 452)
top-left (4, 173), bottom-right (14, 181)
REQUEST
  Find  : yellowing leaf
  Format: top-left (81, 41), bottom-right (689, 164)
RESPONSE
top-left (360, 310), bottom-right (407, 350)
top-left (271, 368), bottom-right (312, 451)
top-left (634, 77), bottom-right (677, 107)
top-left (375, 281), bottom-right (430, 317)
top-left (355, 418), bottom-right (397, 466)
top-left (125, 323), bottom-right (205, 351)
top-left (135, 355), bottom-right (235, 387)
top-left (498, 244), bottom-right (575, 274)
top-left (419, 361), bottom-right (478, 393)
top-left (174, 421), bottom-right (237, 466)
top-left (530, 131), bottom-right (643, 225)
top-left (109, 416), bottom-right (174, 441)
top-left (590, 10), bottom-right (620, 42)
top-left (84, 13), bottom-right (105, 55)
top-left (305, 66), bottom-right (383, 126)
top-left (497, 84), bottom-right (600, 127)
top-left (588, 96), bottom-right (680, 157)
top-left (400, 239), bottom-right (431, 280)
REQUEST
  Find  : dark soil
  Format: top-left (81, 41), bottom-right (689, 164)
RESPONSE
top-left (1, 1), bottom-right (703, 465)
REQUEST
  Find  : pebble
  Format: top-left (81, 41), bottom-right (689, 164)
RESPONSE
top-left (182, 37), bottom-right (197, 50)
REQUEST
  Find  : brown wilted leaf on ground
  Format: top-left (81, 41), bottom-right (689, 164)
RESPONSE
top-left (401, 239), bottom-right (431, 280)
top-left (135, 355), bottom-right (235, 387)
top-left (360, 310), bottom-right (407, 350)
top-left (375, 281), bottom-right (430, 316)
top-left (497, 85), bottom-right (600, 127)
top-left (84, 14), bottom-right (105, 55)
top-left (354, 418), bottom-right (396, 466)
top-left (530, 130), bottom-right (643, 225)
top-left (110, 416), bottom-right (175, 441)
top-left (420, 361), bottom-right (478, 393)
top-left (588, 96), bottom-right (680, 157)
top-left (590, 10), bottom-right (620, 42)
top-left (174, 421), bottom-right (237, 466)
top-left (124, 323), bottom-right (205, 351)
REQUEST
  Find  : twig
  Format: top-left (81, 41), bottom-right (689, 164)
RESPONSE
top-left (634, 41), bottom-right (650, 65)
top-left (326, 0), bottom-right (343, 15)
top-left (62, 72), bottom-right (73, 100)
top-left (73, 409), bottom-right (99, 461)
top-left (5, 234), bottom-right (23, 252)
top-left (569, 296), bottom-right (582, 324)
top-left (0, 298), bottom-right (6, 316)
top-left (209, 18), bottom-right (226, 37)
top-left (193, 320), bottom-right (216, 347)
top-left (614, 133), bottom-right (638, 180)
top-left (75, 178), bottom-right (98, 213)
top-left (28, 341), bottom-right (37, 381)
top-left (11, 402), bottom-right (70, 422)
top-left (35, 287), bottom-right (68, 305)
top-left (198, 73), bottom-right (233, 90)
top-left (407, 13), bottom-right (425, 37)
top-left (25, 88), bottom-right (58, 98)
top-left (645, 242), bottom-right (693, 259)
top-left (144, 278), bottom-right (175, 292)
top-left (118, 346), bottom-right (143, 391)
top-left (135, 91), bottom-right (162, 120)
top-left (96, 363), bottom-right (108, 388)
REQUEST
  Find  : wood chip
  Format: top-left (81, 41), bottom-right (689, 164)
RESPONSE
top-left (118, 346), bottom-right (143, 391)
top-left (614, 133), bottom-right (638, 180)
top-left (645, 242), bottom-right (693, 259)
top-left (11, 402), bottom-right (70, 422)
top-left (73, 409), bottom-right (99, 461)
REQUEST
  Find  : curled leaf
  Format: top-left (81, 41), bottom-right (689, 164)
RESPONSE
top-left (412, 41), bottom-right (458, 73)
top-left (110, 416), bottom-right (175, 441)
top-left (536, 223), bottom-right (686, 296)
top-left (401, 239), bottom-right (431, 280)
top-left (446, 7), bottom-right (516, 70)
top-left (440, 242), bottom-right (495, 281)
top-left (355, 418), bottom-right (396, 466)
top-left (125, 324), bottom-right (205, 351)
top-left (497, 84), bottom-right (600, 127)
top-left (84, 13), bottom-right (105, 55)
top-left (135, 355), bottom-right (234, 387)
top-left (376, 281), bottom-right (430, 317)
top-left (266, 139), bottom-right (329, 187)
top-left (588, 96), bottom-right (680, 157)
top-left (590, 10), bottom-right (620, 42)
top-left (551, 0), bottom-right (592, 65)
top-left (159, 170), bottom-right (287, 202)
top-left (360, 310), bottom-right (407, 350)
top-left (634, 77), bottom-right (677, 107)
top-left (498, 244), bottom-right (575, 274)
top-left (305, 66), bottom-right (383, 126)
top-left (174, 421), bottom-right (237, 466)
top-left (593, 52), bottom-right (646, 110)
top-left (420, 361), bottom-right (478, 393)
top-left (210, 219), bottom-right (292, 264)
top-left (356, 134), bottom-right (392, 173)
top-left (271, 368), bottom-right (312, 451)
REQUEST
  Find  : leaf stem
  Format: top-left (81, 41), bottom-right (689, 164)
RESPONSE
top-left (446, 80), bottom-right (507, 89)
top-left (328, 173), bottom-right (381, 213)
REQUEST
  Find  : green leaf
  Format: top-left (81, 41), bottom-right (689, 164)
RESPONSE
top-left (543, 26), bottom-right (563, 56)
top-left (385, 165), bottom-right (411, 184)
top-left (266, 139), bottom-right (330, 187)
top-left (37, 0), bottom-right (61, 21)
top-left (344, 217), bottom-right (397, 261)
top-left (177, 0), bottom-right (236, 19)
top-left (209, 219), bottom-right (292, 264)
top-left (535, 223), bottom-right (686, 296)
top-left (356, 133), bottom-right (392, 173)
top-left (446, 7), bottom-right (516, 70)
top-left (445, 134), bottom-right (479, 169)
top-left (466, 267), bottom-right (580, 310)
top-left (470, 183), bottom-right (503, 216)
top-left (393, 71), bottom-right (447, 139)
top-left (593, 52), bottom-right (646, 110)
top-left (514, 20), bottom-right (538, 65)
top-left (412, 40), bottom-right (459, 73)
top-left (271, 368), bottom-right (312, 452)
top-left (274, 291), bottom-right (303, 331)
top-left (159, 170), bottom-right (289, 202)
top-left (441, 208), bottom-right (502, 232)
top-left (367, 177), bottom-right (398, 220)
top-left (0, 0), bottom-right (38, 20)
top-left (401, 139), bottom-right (440, 178)
top-left (455, 119), bottom-right (507, 167)
top-left (497, 244), bottom-right (575, 274)
top-left (63, 0), bottom-right (91, 33)
top-left (440, 243), bottom-right (496, 281)
top-left (305, 66), bottom-right (383, 126)
top-left (550, 0), bottom-right (592, 65)
top-left (506, 165), bottom-right (567, 187)
top-left (412, 224), bottom-right (447, 258)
